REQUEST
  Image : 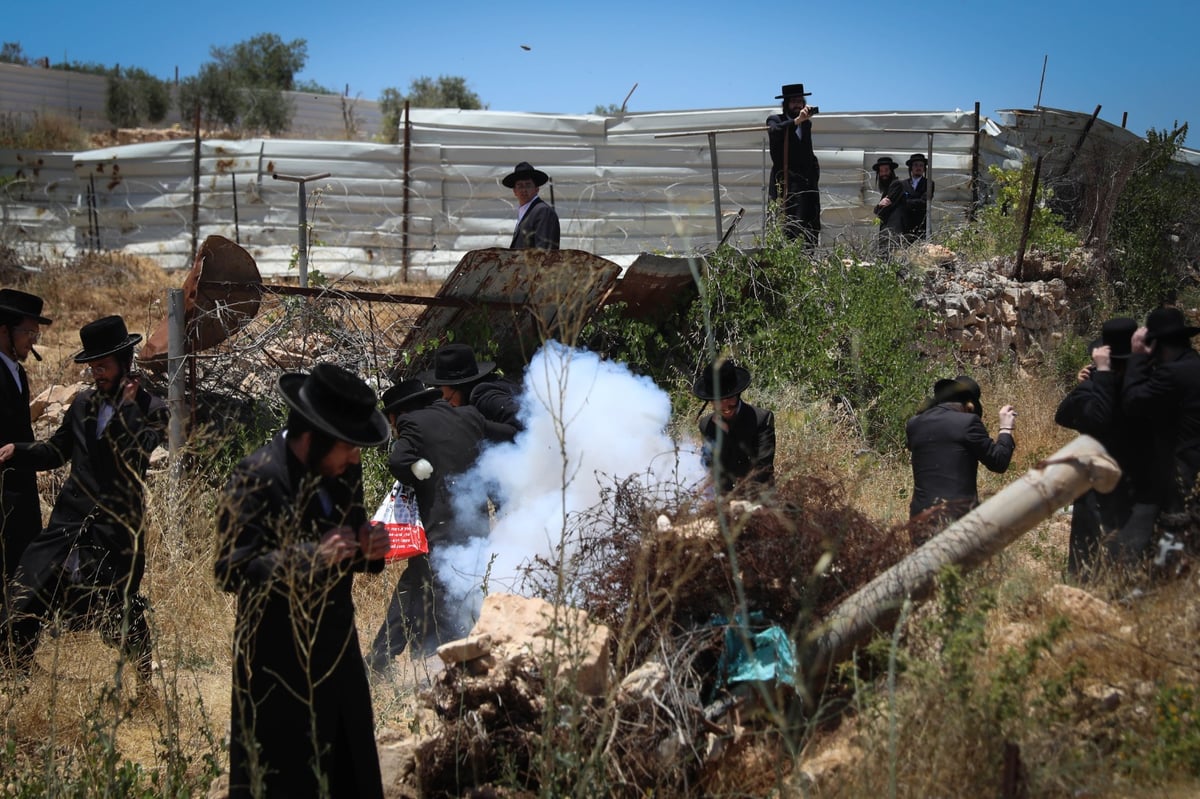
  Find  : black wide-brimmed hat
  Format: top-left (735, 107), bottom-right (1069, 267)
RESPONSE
top-left (906, 153), bottom-right (929, 167)
top-left (382, 378), bottom-right (441, 415)
top-left (278, 363), bottom-right (389, 447)
top-left (73, 315), bottom-right (141, 363)
top-left (872, 156), bottom-right (900, 173)
top-left (931, 375), bottom-right (983, 416)
top-left (1144, 307), bottom-right (1200, 344)
top-left (1100, 317), bottom-right (1137, 359)
top-left (775, 83), bottom-right (812, 99)
top-left (418, 343), bottom-right (497, 386)
top-left (0, 288), bottom-right (52, 325)
top-left (501, 161), bottom-right (550, 188)
top-left (691, 359), bottom-right (752, 401)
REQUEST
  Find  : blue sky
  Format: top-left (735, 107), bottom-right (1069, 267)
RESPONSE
top-left (7, 0), bottom-right (1196, 135)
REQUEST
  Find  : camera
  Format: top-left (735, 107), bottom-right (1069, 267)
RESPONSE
top-left (808, 106), bottom-right (820, 115)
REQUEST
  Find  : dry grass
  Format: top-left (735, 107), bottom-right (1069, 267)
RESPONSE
top-left (5, 256), bottom-right (1200, 797)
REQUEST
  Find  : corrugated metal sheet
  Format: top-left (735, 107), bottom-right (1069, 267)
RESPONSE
top-left (4, 103), bottom-right (1197, 279)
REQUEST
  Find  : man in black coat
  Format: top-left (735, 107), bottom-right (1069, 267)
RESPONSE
top-left (419, 342), bottom-right (523, 440)
top-left (0, 289), bottom-right (52, 608)
top-left (906, 376), bottom-right (1016, 535)
top-left (767, 82), bottom-right (821, 249)
top-left (1056, 318), bottom-right (1157, 577)
top-left (215, 363), bottom-right (391, 799)
top-left (692, 359), bottom-right (776, 495)
top-left (902, 153), bottom-right (935, 242)
top-left (871, 156), bottom-right (906, 257)
top-left (1122, 307), bottom-right (1200, 546)
top-left (504, 161), bottom-right (560, 250)
top-left (367, 379), bottom-right (496, 673)
top-left (0, 315), bottom-right (167, 683)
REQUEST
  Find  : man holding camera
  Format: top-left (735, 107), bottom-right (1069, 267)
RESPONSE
top-left (767, 82), bottom-right (821, 249)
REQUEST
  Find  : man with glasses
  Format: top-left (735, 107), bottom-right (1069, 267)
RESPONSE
top-left (0, 289), bottom-right (52, 610)
top-left (0, 315), bottom-right (167, 689)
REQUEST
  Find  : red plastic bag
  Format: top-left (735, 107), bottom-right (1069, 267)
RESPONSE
top-left (372, 481), bottom-right (428, 562)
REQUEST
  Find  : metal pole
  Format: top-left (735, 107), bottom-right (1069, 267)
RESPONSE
top-left (707, 131), bottom-right (723, 241)
top-left (166, 288), bottom-right (186, 479)
top-left (401, 100), bottom-right (412, 281)
top-left (191, 105), bottom-right (201, 264)
top-left (970, 101), bottom-right (981, 222)
top-left (272, 172), bottom-right (331, 288)
top-left (1015, 154), bottom-right (1043, 281)
top-left (925, 132), bottom-right (934, 241)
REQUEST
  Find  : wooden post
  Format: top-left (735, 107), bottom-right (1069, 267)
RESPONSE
top-left (1014, 154), bottom-right (1043, 281)
top-left (707, 131), bottom-right (723, 241)
top-left (166, 288), bottom-right (187, 483)
top-left (191, 106), bottom-right (201, 265)
top-left (803, 435), bottom-right (1120, 689)
top-left (402, 99), bottom-right (412, 282)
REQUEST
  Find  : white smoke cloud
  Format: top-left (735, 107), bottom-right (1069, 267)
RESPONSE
top-left (435, 341), bottom-right (706, 626)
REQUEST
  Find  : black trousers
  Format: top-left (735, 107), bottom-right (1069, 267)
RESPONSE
top-left (367, 554), bottom-right (465, 670)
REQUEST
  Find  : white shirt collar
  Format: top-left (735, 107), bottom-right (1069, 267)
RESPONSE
top-left (517, 195), bottom-right (538, 222)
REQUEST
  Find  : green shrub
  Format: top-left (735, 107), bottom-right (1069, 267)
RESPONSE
top-left (949, 160), bottom-right (1080, 260)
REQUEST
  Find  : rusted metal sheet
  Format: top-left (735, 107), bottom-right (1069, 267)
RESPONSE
top-left (605, 253), bottom-right (700, 322)
top-left (396, 247), bottom-right (621, 377)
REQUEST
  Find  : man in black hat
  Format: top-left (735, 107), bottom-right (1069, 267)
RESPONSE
top-left (871, 156), bottom-right (906, 256)
top-left (215, 362), bottom-right (391, 798)
top-left (0, 315), bottom-right (167, 685)
top-left (766, 83), bottom-right (821, 249)
top-left (503, 161), bottom-right (560, 250)
top-left (901, 153), bottom-right (934, 242)
top-left (419, 342), bottom-right (523, 438)
top-left (906, 375), bottom-right (1015, 537)
top-left (1123, 307), bottom-right (1200, 546)
top-left (692, 358), bottom-right (775, 495)
top-left (0, 289), bottom-right (52, 605)
top-left (1056, 318), bottom-right (1157, 577)
top-left (367, 378), bottom-right (497, 674)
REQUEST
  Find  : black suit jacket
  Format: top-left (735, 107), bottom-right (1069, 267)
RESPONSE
top-left (906, 403), bottom-right (1014, 518)
top-left (0, 357), bottom-right (39, 579)
top-left (699, 401), bottom-right (776, 492)
top-left (1123, 348), bottom-right (1200, 510)
top-left (766, 113), bottom-right (819, 199)
top-left (511, 196), bottom-right (561, 249)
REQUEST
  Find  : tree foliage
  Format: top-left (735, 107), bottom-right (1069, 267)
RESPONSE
top-left (0, 41), bottom-right (28, 65)
top-left (1106, 124), bottom-right (1200, 310)
top-left (378, 75), bottom-right (484, 142)
top-left (105, 67), bottom-right (170, 128)
top-left (948, 160), bottom-right (1080, 260)
top-left (178, 33), bottom-right (305, 134)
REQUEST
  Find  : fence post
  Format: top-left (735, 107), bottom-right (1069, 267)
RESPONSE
top-left (167, 288), bottom-right (186, 483)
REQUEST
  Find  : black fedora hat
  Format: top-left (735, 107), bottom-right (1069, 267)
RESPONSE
top-left (932, 375), bottom-right (983, 416)
top-left (691, 358), bottom-right (752, 401)
top-left (382, 378), bottom-right (441, 415)
top-left (278, 363), bottom-right (389, 447)
top-left (905, 153), bottom-right (929, 167)
top-left (418, 343), bottom-right (497, 387)
top-left (775, 83), bottom-right (812, 99)
top-left (73, 315), bottom-right (141, 363)
top-left (501, 161), bottom-right (550, 188)
top-left (1100, 317), bottom-right (1137, 359)
top-left (0, 288), bottom-right (52, 325)
top-left (872, 156), bottom-right (900, 173)
top-left (1144, 307), bottom-right (1200, 344)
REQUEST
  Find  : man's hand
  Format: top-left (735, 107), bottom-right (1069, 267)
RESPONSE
top-left (120, 372), bottom-right (141, 406)
top-left (0, 443), bottom-right (14, 463)
top-left (796, 106), bottom-right (814, 124)
top-left (1131, 326), bottom-right (1154, 356)
top-left (1092, 344), bottom-right (1112, 372)
top-left (998, 405), bottom-right (1017, 431)
top-left (358, 521), bottom-right (390, 561)
top-left (316, 526), bottom-right (359, 566)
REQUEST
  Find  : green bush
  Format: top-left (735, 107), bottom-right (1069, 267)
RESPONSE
top-left (949, 160), bottom-right (1080, 260)
top-left (105, 67), bottom-right (170, 129)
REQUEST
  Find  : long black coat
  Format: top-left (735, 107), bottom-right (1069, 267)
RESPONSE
top-left (469, 376), bottom-right (523, 439)
top-left (902, 176), bottom-right (934, 240)
top-left (1123, 348), bottom-right (1200, 513)
top-left (874, 175), bottom-right (906, 251)
top-left (906, 402), bottom-right (1014, 519)
top-left (511, 196), bottom-right (560, 250)
top-left (699, 401), bottom-right (776, 493)
top-left (215, 432), bottom-right (385, 799)
top-left (1056, 368), bottom-right (1157, 572)
top-left (9, 385), bottom-right (167, 595)
top-left (0, 357), bottom-right (39, 587)
top-left (389, 399), bottom-right (489, 544)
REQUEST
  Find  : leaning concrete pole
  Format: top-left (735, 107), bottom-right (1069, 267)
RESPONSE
top-left (804, 435), bottom-right (1120, 687)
